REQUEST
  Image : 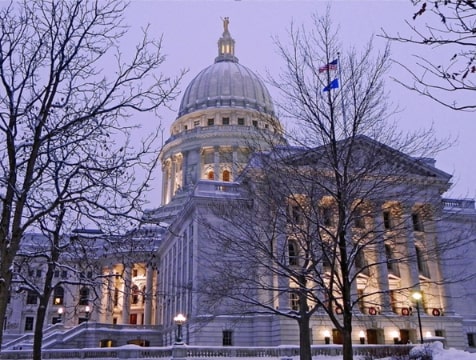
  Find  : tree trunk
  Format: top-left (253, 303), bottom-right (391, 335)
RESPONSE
top-left (298, 316), bottom-right (312, 360)
top-left (342, 311), bottom-right (354, 360)
top-left (33, 299), bottom-right (47, 360)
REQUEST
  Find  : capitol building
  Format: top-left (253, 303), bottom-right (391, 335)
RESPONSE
top-left (3, 20), bottom-right (476, 353)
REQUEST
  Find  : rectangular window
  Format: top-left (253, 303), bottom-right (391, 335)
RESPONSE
top-left (183, 125), bottom-right (188, 131)
top-left (61, 270), bottom-right (67, 278)
top-left (25, 317), bottom-right (34, 331)
top-left (321, 207), bottom-right (333, 227)
top-left (193, 120), bottom-right (200, 127)
top-left (385, 244), bottom-right (400, 276)
top-left (207, 118), bottom-right (214, 126)
top-left (114, 288), bottom-right (119, 307)
top-left (223, 330), bottom-right (233, 346)
top-left (383, 211), bottom-right (392, 229)
top-left (133, 268), bottom-right (138, 277)
top-left (54, 270), bottom-right (60, 278)
top-left (237, 118), bottom-right (245, 125)
top-left (468, 333), bottom-right (475, 348)
top-left (353, 208), bottom-right (366, 229)
top-left (26, 291), bottom-right (37, 305)
top-left (222, 117), bottom-right (230, 125)
top-left (252, 120), bottom-right (258, 127)
top-left (287, 203), bottom-right (304, 225)
top-left (36, 269), bottom-right (42, 278)
top-left (290, 293), bottom-right (300, 311)
top-left (412, 213), bottom-right (424, 232)
top-left (416, 245), bottom-right (430, 278)
top-left (87, 271), bottom-right (93, 279)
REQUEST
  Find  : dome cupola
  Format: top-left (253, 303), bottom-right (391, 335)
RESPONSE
top-left (160, 18), bottom-right (285, 206)
top-left (177, 18), bottom-right (276, 118)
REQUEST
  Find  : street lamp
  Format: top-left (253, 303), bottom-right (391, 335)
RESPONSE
top-left (85, 305), bottom-right (91, 323)
top-left (323, 330), bottom-right (331, 345)
top-left (57, 307), bottom-right (63, 323)
top-left (412, 291), bottom-right (424, 344)
top-left (359, 330), bottom-right (366, 344)
top-left (391, 330), bottom-right (400, 344)
top-left (173, 313), bottom-right (186, 344)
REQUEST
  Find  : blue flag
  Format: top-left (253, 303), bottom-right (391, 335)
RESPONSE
top-left (323, 78), bottom-right (339, 92)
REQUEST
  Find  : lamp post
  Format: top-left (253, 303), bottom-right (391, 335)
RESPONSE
top-left (57, 307), bottom-right (63, 323)
top-left (173, 313), bottom-right (186, 344)
top-left (412, 291), bottom-right (424, 344)
top-left (85, 305), bottom-right (91, 325)
top-left (359, 330), bottom-right (365, 344)
top-left (391, 330), bottom-right (400, 344)
top-left (323, 330), bottom-right (330, 345)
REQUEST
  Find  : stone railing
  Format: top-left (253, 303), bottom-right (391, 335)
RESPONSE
top-left (0, 344), bottom-right (413, 360)
top-left (442, 198), bottom-right (475, 210)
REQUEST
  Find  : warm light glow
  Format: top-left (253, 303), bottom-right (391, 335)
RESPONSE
top-left (426, 331), bottom-right (432, 338)
top-left (391, 330), bottom-right (399, 339)
top-left (57, 307), bottom-right (63, 315)
top-left (359, 330), bottom-right (365, 338)
top-left (323, 330), bottom-right (330, 338)
top-left (85, 305), bottom-right (91, 313)
top-left (174, 313), bottom-right (186, 325)
top-left (412, 291), bottom-right (422, 301)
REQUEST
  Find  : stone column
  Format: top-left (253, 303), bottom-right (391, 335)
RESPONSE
top-left (232, 146), bottom-right (238, 181)
top-left (122, 265), bottom-right (131, 324)
top-left (373, 211), bottom-right (392, 314)
top-left (214, 146), bottom-right (220, 180)
top-left (99, 266), bottom-right (114, 323)
top-left (402, 203), bottom-right (421, 289)
top-left (144, 265), bottom-right (154, 325)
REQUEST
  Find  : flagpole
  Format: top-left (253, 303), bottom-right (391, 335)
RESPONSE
top-left (337, 52), bottom-right (348, 136)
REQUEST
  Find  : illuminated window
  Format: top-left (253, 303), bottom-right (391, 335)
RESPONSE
top-left (222, 170), bottom-right (230, 182)
top-left (207, 171), bottom-right (214, 180)
top-left (53, 287), bottom-right (64, 305)
top-left (131, 285), bottom-right (140, 305)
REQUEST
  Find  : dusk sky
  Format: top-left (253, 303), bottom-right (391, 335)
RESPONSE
top-left (125, 1), bottom-right (476, 202)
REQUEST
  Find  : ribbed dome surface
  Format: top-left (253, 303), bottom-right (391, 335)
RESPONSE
top-left (177, 60), bottom-right (275, 118)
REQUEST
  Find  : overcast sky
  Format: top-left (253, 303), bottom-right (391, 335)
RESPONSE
top-left (125, 0), bottom-right (476, 202)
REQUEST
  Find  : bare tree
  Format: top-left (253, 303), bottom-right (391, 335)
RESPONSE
top-left (0, 0), bottom-right (183, 349)
top-left (382, 1), bottom-right (476, 111)
top-left (195, 11), bottom-right (461, 360)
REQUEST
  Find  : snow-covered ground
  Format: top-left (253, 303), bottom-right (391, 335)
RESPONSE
top-left (308, 342), bottom-right (476, 359)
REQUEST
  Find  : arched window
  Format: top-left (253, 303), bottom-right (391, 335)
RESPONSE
top-left (53, 286), bottom-right (64, 305)
top-left (79, 287), bottom-right (89, 305)
top-left (222, 170), bottom-right (230, 182)
top-left (207, 170), bottom-right (214, 180)
top-left (288, 241), bottom-right (298, 266)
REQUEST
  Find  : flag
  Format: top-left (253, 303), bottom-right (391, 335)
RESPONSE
top-left (323, 78), bottom-right (339, 92)
top-left (319, 59), bottom-right (338, 73)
